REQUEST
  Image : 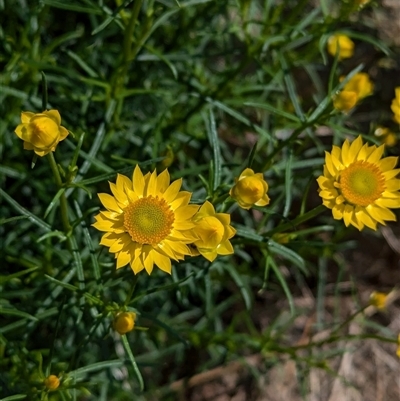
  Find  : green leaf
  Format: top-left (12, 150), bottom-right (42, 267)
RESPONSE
top-left (42, 0), bottom-right (102, 14)
top-left (268, 256), bottom-right (295, 315)
top-left (0, 188), bottom-right (51, 232)
top-left (0, 395), bottom-right (28, 401)
top-left (44, 188), bottom-right (66, 219)
top-left (205, 108), bottom-right (222, 191)
top-left (0, 266), bottom-right (39, 285)
top-left (283, 151), bottom-right (293, 218)
top-left (223, 264), bottom-right (252, 310)
top-left (121, 335), bottom-right (144, 391)
top-left (0, 307), bottom-right (38, 321)
top-left (268, 239), bottom-right (307, 275)
top-left (73, 200), bottom-right (101, 282)
top-left (69, 360), bottom-right (124, 379)
top-left (244, 102), bottom-right (300, 122)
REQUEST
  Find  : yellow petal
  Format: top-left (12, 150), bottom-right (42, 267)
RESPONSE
top-left (21, 111), bottom-right (34, 123)
top-left (145, 169), bottom-right (158, 196)
top-left (152, 251), bottom-right (172, 274)
top-left (109, 182), bottom-right (128, 207)
top-left (366, 145), bottom-right (385, 164)
top-left (170, 191), bottom-right (191, 211)
top-left (116, 249), bottom-right (131, 269)
top-left (44, 110), bottom-right (62, 126)
top-left (143, 251), bottom-right (154, 275)
top-left (349, 135), bottom-right (363, 159)
top-left (116, 173), bottom-right (132, 192)
top-left (133, 165), bottom-right (145, 197)
top-left (162, 178), bottom-right (182, 203)
top-left (130, 257), bottom-right (145, 274)
top-left (355, 208), bottom-right (377, 230)
top-left (156, 169), bottom-right (171, 193)
top-left (217, 240), bottom-right (234, 255)
top-left (343, 204), bottom-right (354, 227)
top-left (377, 156), bottom-right (398, 172)
top-left (98, 193), bottom-right (122, 213)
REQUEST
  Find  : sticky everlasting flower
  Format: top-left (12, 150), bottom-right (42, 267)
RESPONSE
top-left (14, 110), bottom-right (69, 156)
top-left (333, 73), bottom-right (374, 112)
top-left (44, 375), bottom-right (60, 391)
top-left (317, 135), bottom-right (400, 231)
top-left (374, 127), bottom-right (398, 148)
top-left (391, 87), bottom-right (400, 124)
top-left (113, 312), bottom-right (136, 334)
top-left (93, 166), bottom-right (199, 274)
top-left (229, 168), bottom-right (270, 209)
top-left (191, 201), bottom-right (236, 262)
top-left (369, 291), bottom-right (388, 310)
top-left (327, 34), bottom-right (354, 60)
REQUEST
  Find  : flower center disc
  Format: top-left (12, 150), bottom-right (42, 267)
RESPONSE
top-left (339, 160), bottom-right (385, 207)
top-left (123, 196), bottom-right (174, 244)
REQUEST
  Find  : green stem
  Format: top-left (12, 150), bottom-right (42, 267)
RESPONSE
top-left (47, 152), bottom-right (71, 234)
top-left (265, 204), bottom-right (326, 236)
top-left (124, 275), bottom-right (139, 306)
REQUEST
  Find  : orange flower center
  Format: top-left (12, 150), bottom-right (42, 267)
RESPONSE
top-left (339, 160), bottom-right (385, 207)
top-left (123, 196), bottom-right (174, 244)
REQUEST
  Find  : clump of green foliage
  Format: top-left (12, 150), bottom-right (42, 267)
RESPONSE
top-left (1, 0), bottom-right (399, 400)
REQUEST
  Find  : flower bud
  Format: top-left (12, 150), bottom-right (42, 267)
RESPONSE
top-left (113, 312), bottom-right (136, 335)
top-left (369, 291), bottom-right (388, 310)
top-left (327, 34), bottom-right (354, 60)
top-left (44, 375), bottom-right (60, 391)
top-left (229, 168), bottom-right (270, 210)
top-left (191, 201), bottom-right (236, 262)
top-left (14, 110), bottom-right (69, 157)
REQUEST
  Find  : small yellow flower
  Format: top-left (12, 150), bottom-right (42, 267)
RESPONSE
top-left (113, 312), bottom-right (136, 334)
top-left (327, 34), bottom-right (355, 60)
top-left (369, 291), bottom-right (388, 310)
top-left (229, 168), bottom-right (270, 210)
top-left (14, 110), bottom-right (69, 157)
top-left (333, 73), bottom-right (374, 112)
top-left (317, 135), bottom-right (400, 231)
top-left (374, 127), bottom-right (398, 148)
top-left (191, 201), bottom-right (236, 262)
top-left (391, 87), bottom-right (400, 124)
top-left (44, 375), bottom-right (60, 391)
top-left (93, 165), bottom-right (199, 275)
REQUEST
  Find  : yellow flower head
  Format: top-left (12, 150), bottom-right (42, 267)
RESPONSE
top-left (44, 375), bottom-right (60, 391)
top-left (374, 127), bottom-right (398, 148)
top-left (229, 168), bottom-right (270, 210)
top-left (391, 87), bottom-right (400, 124)
top-left (333, 73), bottom-right (374, 112)
top-left (93, 165), bottom-right (199, 275)
top-left (113, 312), bottom-right (136, 334)
top-left (317, 135), bottom-right (400, 230)
top-left (191, 201), bottom-right (236, 262)
top-left (14, 110), bottom-right (69, 157)
top-left (327, 34), bottom-right (355, 60)
top-left (369, 291), bottom-right (388, 310)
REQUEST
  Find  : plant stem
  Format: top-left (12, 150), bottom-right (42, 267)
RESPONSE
top-left (265, 204), bottom-right (326, 236)
top-left (47, 152), bottom-right (71, 234)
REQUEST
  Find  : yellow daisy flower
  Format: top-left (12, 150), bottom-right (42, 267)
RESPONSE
top-left (317, 136), bottom-right (400, 230)
top-left (327, 34), bottom-right (354, 60)
top-left (391, 87), bottom-right (400, 124)
top-left (93, 165), bottom-right (199, 275)
top-left (14, 110), bottom-right (69, 157)
top-left (191, 201), bottom-right (236, 262)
